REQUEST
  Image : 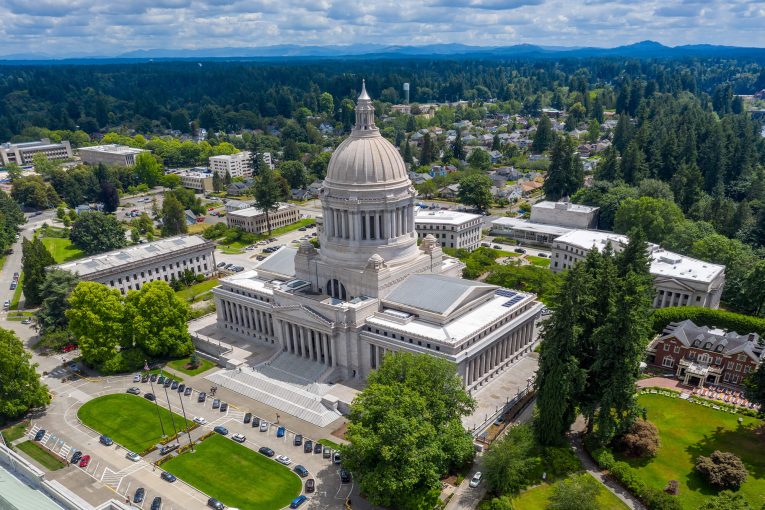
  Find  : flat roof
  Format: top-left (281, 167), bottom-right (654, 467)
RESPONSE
top-left (55, 235), bottom-right (212, 277)
top-left (230, 203), bottom-right (295, 218)
top-left (0, 465), bottom-right (65, 510)
top-left (532, 201), bottom-right (598, 213)
top-left (79, 144), bottom-right (146, 155)
top-left (491, 217), bottom-right (572, 236)
top-left (415, 209), bottom-right (482, 225)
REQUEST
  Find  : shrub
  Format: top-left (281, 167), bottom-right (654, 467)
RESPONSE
top-left (99, 349), bottom-right (145, 374)
top-left (542, 446), bottom-right (581, 478)
top-left (548, 474), bottom-right (602, 510)
top-left (651, 307), bottom-right (765, 337)
top-left (478, 496), bottom-right (514, 510)
top-left (618, 418), bottom-right (660, 458)
top-left (483, 424), bottom-right (541, 495)
top-left (695, 450), bottom-right (748, 490)
top-left (696, 490), bottom-right (754, 510)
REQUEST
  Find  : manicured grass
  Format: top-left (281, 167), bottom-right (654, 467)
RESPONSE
top-left (318, 438), bottom-right (343, 450)
top-left (162, 434), bottom-right (301, 510)
top-left (6, 310), bottom-right (34, 321)
top-left (1, 420), bottom-right (29, 443)
top-left (526, 255), bottom-right (551, 267)
top-left (513, 474), bottom-right (629, 509)
top-left (16, 441), bottom-right (67, 471)
top-left (615, 394), bottom-right (765, 508)
top-left (166, 356), bottom-right (216, 376)
top-left (187, 222), bottom-right (211, 235)
top-left (78, 394), bottom-right (191, 453)
top-left (9, 272), bottom-right (23, 310)
top-left (146, 368), bottom-right (184, 382)
top-left (175, 278), bottom-right (219, 302)
top-left (41, 236), bottom-right (85, 263)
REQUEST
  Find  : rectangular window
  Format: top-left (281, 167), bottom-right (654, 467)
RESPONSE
top-left (674, 345), bottom-right (681, 353)
top-left (663, 344), bottom-right (670, 351)
top-left (724, 372), bottom-right (731, 382)
top-left (732, 374), bottom-right (740, 384)
top-left (662, 356), bottom-right (674, 368)
top-left (727, 361), bottom-right (734, 369)
top-left (735, 363), bottom-right (742, 372)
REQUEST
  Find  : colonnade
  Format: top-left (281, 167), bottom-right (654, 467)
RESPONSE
top-left (277, 320), bottom-right (335, 367)
top-left (219, 298), bottom-right (275, 340)
top-left (323, 204), bottom-right (413, 241)
top-left (654, 289), bottom-right (692, 308)
top-left (463, 321), bottom-right (534, 387)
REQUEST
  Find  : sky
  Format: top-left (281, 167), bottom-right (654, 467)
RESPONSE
top-left (0, 0), bottom-right (764, 57)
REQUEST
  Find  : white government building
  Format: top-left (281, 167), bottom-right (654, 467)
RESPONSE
top-left (0, 139), bottom-right (72, 166)
top-left (551, 230), bottom-right (726, 309)
top-left (414, 209), bottom-right (483, 251)
top-left (212, 83), bottom-right (542, 395)
top-left (78, 144), bottom-right (147, 166)
top-left (209, 151), bottom-right (252, 178)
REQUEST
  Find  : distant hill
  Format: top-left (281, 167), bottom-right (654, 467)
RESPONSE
top-left (2, 40), bottom-right (764, 63)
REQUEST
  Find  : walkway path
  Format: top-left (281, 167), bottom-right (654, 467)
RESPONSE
top-left (569, 434), bottom-right (646, 510)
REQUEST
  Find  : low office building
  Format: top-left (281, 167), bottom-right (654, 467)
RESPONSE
top-left (209, 151), bottom-right (252, 178)
top-left (551, 230), bottom-right (726, 309)
top-left (0, 139), bottom-right (72, 166)
top-left (490, 200), bottom-right (599, 248)
top-left (646, 320), bottom-right (763, 388)
top-left (78, 144), bottom-right (148, 166)
top-left (227, 203), bottom-right (301, 234)
top-left (414, 209), bottom-right (483, 251)
top-left (54, 235), bottom-right (216, 295)
top-left (491, 217), bottom-right (572, 247)
top-left (173, 169), bottom-right (214, 192)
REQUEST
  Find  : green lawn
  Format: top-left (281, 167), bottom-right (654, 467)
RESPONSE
top-left (513, 474), bottom-right (628, 509)
top-left (526, 255), bottom-right (551, 267)
top-left (9, 272), bottom-right (23, 310)
top-left (78, 394), bottom-right (191, 453)
top-left (615, 394), bottom-right (765, 508)
top-left (317, 438), bottom-right (343, 450)
top-left (166, 356), bottom-right (216, 376)
top-left (162, 434), bottom-right (302, 510)
top-left (175, 278), bottom-right (219, 302)
top-left (16, 441), bottom-right (67, 471)
top-left (41, 236), bottom-right (84, 263)
top-left (1, 420), bottom-right (29, 443)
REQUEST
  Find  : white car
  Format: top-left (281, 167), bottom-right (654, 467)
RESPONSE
top-left (133, 374), bottom-right (141, 382)
top-left (193, 416), bottom-right (207, 425)
top-left (231, 433), bottom-right (246, 443)
top-left (125, 451), bottom-right (141, 462)
top-left (276, 455), bottom-right (292, 465)
top-left (469, 472), bottom-right (482, 488)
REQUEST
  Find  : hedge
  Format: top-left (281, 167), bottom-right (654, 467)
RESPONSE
top-left (651, 307), bottom-right (765, 337)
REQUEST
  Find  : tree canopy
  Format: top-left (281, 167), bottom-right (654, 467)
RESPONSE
top-left (0, 328), bottom-right (50, 422)
top-left (69, 211), bottom-right (127, 254)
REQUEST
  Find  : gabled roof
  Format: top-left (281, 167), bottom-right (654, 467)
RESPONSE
top-left (660, 319), bottom-right (763, 362)
top-left (384, 274), bottom-right (496, 316)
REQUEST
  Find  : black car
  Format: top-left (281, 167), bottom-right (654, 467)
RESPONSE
top-left (70, 450), bottom-right (82, 464)
top-left (159, 443), bottom-right (179, 455)
top-left (212, 399), bottom-right (220, 409)
top-left (305, 478), bottom-right (315, 493)
top-left (313, 443), bottom-right (322, 454)
top-left (34, 429), bottom-right (46, 441)
top-left (184, 386), bottom-right (193, 396)
top-left (171, 381), bottom-right (179, 390)
top-left (150, 373), bottom-right (158, 382)
top-left (207, 498), bottom-right (225, 510)
top-left (340, 468), bottom-right (352, 483)
top-left (144, 392), bottom-right (156, 401)
top-left (294, 465), bottom-right (309, 478)
top-left (151, 497), bottom-right (162, 510)
top-left (252, 416), bottom-right (260, 427)
top-left (133, 487), bottom-right (145, 503)
top-left (198, 392), bottom-right (206, 402)
top-left (514, 247), bottom-right (526, 254)
top-left (141, 374), bottom-right (149, 382)
top-left (244, 412), bottom-right (252, 424)
top-left (178, 383), bottom-right (185, 393)
top-left (258, 446), bottom-right (275, 457)
top-left (158, 375), bottom-right (166, 384)
top-left (160, 471), bottom-right (176, 482)
top-left (294, 434), bottom-right (303, 446)
top-left (304, 440), bottom-right (313, 453)
top-left (220, 402), bottom-right (228, 412)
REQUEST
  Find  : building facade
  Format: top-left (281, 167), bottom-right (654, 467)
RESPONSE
top-left (209, 151), bottom-right (252, 178)
top-left (490, 217), bottom-right (572, 247)
top-left (226, 203), bottom-right (301, 234)
top-left (54, 235), bottom-right (216, 295)
top-left (646, 320), bottom-right (763, 388)
top-left (550, 230), bottom-right (726, 309)
top-left (530, 201), bottom-right (599, 229)
top-left (213, 83), bottom-right (543, 389)
top-left (0, 139), bottom-right (72, 166)
top-left (78, 144), bottom-right (147, 166)
top-left (414, 209), bottom-right (482, 251)
top-left (173, 169), bottom-right (214, 192)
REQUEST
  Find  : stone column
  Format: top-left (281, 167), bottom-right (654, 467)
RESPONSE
top-left (220, 300), bottom-right (228, 322)
top-left (302, 327), bottom-right (310, 360)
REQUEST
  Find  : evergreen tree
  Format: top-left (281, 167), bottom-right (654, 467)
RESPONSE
top-left (249, 137), bottom-right (263, 177)
top-left (405, 114), bottom-right (416, 133)
top-left (21, 237), bottom-right (56, 307)
top-left (283, 139), bottom-right (300, 161)
top-left (212, 171), bottom-right (223, 192)
top-left (620, 141), bottom-right (647, 185)
top-left (543, 135), bottom-right (583, 201)
top-left (161, 192), bottom-right (188, 236)
top-left (99, 181), bottom-right (120, 213)
top-left (594, 146), bottom-right (620, 181)
top-left (532, 114), bottom-right (553, 153)
top-left (492, 133), bottom-right (501, 151)
top-left (403, 136), bottom-right (413, 164)
top-left (421, 133), bottom-right (434, 165)
top-left (612, 114), bottom-right (633, 153)
top-left (252, 167), bottom-right (284, 234)
top-left (224, 170), bottom-right (232, 186)
top-left (452, 130), bottom-right (465, 160)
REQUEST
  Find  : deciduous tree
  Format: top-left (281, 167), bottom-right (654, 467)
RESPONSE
top-left (0, 328), bottom-right (50, 421)
top-left (66, 282), bottom-right (125, 366)
top-left (458, 173), bottom-right (493, 212)
top-left (70, 211), bottom-right (127, 254)
top-left (124, 280), bottom-right (191, 358)
top-left (35, 269), bottom-right (79, 335)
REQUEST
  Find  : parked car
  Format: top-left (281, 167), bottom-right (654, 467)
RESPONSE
top-left (144, 392), bottom-right (156, 401)
top-left (213, 426), bottom-right (229, 436)
top-left (159, 444), bottom-right (179, 455)
top-left (305, 478), bottom-right (315, 493)
top-left (141, 374), bottom-right (149, 382)
top-left (323, 448), bottom-right (331, 459)
top-left (160, 471), bottom-right (176, 482)
top-left (34, 429), bottom-right (46, 441)
top-left (537, 252), bottom-right (548, 258)
top-left (276, 455), bottom-right (291, 465)
top-left (99, 435), bottom-right (114, 446)
top-left (157, 375), bottom-right (165, 384)
top-left (212, 399), bottom-right (220, 409)
top-left (220, 402), bottom-right (228, 412)
top-left (70, 450), bottom-right (82, 464)
top-left (217, 262), bottom-right (226, 268)
top-left (260, 421), bottom-right (269, 432)
top-left (126, 451), bottom-right (141, 462)
top-left (514, 247), bottom-right (526, 254)
top-left (340, 468), bottom-right (351, 483)
top-left (469, 472), bottom-right (482, 488)
top-left (258, 446), bottom-right (275, 457)
top-left (79, 455), bottom-right (91, 468)
top-left (294, 434), bottom-right (302, 446)
top-left (171, 381), bottom-right (179, 390)
top-left (333, 452), bottom-right (341, 464)
top-left (276, 426), bottom-right (285, 438)
top-left (133, 374), bottom-right (141, 382)
top-left (304, 440), bottom-right (313, 453)
top-left (252, 416), bottom-right (260, 427)
top-left (150, 373), bottom-right (158, 382)
top-left (289, 495), bottom-right (307, 509)
top-left (207, 498), bottom-right (225, 510)
top-left (163, 378), bottom-right (172, 388)
top-left (133, 487), bottom-right (145, 503)
top-left (294, 465), bottom-right (309, 477)
top-left (232, 433), bottom-right (246, 443)
top-left (177, 383), bottom-right (185, 393)
top-left (151, 496), bottom-right (162, 510)
top-left (184, 386), bottom-right (192, 396)
top-left (244, 412), bottom-right (252, 424)
top-left (313, 443), bottom-right (322, 454)
top-left (21, 318), bottom-right (32, 324)
top-left (198, 391), bottom-right (206, 402)
top-left (193, 416), bottom-right (207, 425)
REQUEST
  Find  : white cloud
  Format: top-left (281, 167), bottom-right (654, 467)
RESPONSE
top-left (0, 0), bottom-right (762, 57)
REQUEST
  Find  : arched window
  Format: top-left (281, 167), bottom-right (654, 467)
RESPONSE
top-left (326, 279), bottom-right (347, 301)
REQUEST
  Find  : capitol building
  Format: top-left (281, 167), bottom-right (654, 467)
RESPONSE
top-left (209, 83), bottom-right (541, 424)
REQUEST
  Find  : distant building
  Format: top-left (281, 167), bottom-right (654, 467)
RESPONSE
top-left (78, 144), bottom-right (148, 167)
top-left (224, 199), bottom-right (252, 213)
top-left (550, 230), bottom-right (726, 309)
top-left (172, 169), bottom-right (214, 192)
top-left (415, 209), bottom-right (482, 251)
top-left (0, 139), bottom-right (72, 166)
top-left (646, 320), bottom-right (763, 388)
top-left (491, 217), bottom-right (572, 247)
top-left (54, 235), bottom-right (216, 295)
top-left (227, 203), bottom-right (301, 234)
top-left (209, 151), bottom-right (252, 178)
top-left (226, 179), bottom-right (253, 196)
top-left (530, 201), bottom-right (599, 229)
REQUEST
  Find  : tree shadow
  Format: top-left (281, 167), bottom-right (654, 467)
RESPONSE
top-left (685, 422), bottom-right (765, 489)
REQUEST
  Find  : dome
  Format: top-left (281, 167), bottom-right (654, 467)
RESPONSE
top-left (324, 80), bottom-right (409, 189)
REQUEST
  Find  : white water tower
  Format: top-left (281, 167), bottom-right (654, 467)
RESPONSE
top-left (403, 82), bottom-right (410, 104)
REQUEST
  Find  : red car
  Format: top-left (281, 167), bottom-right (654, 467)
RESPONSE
top-left (79, 455), bottom-right (91, 468)
top-left (62, 344), bottom-right (77, 353)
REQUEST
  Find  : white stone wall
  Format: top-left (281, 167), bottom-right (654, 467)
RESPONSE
top-left (415, 219), bottom-right (482, 250)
